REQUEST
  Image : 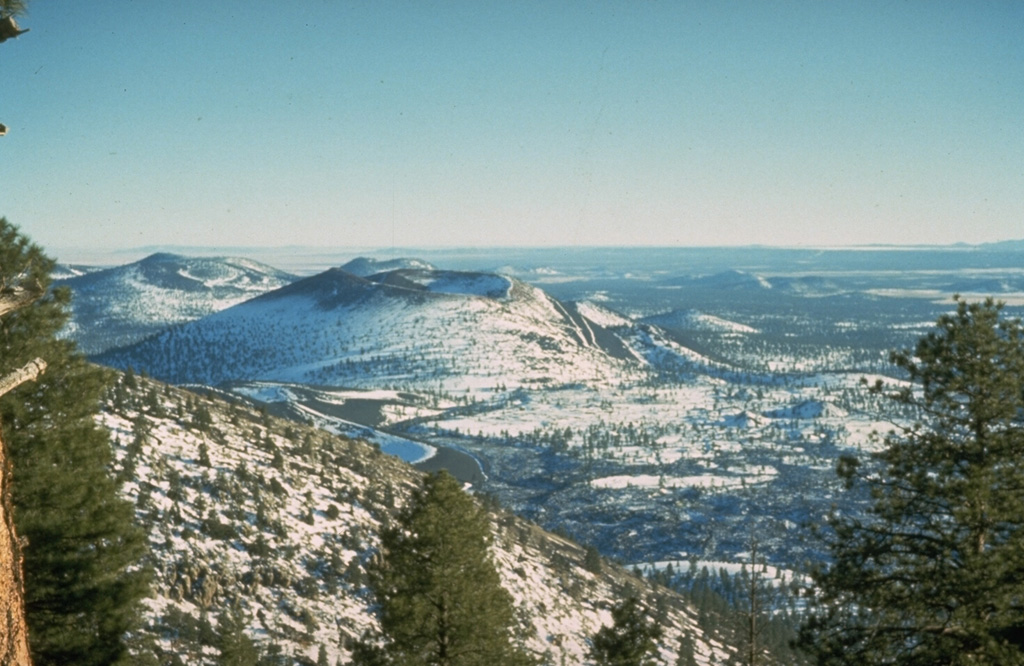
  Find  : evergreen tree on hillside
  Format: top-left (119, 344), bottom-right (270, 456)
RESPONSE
top-left (360, 470), bottom-right (534, 666)
top-left (589, 595), bottom-right (663, 666)
top-left (0, 219), bottom-right (149, 665)
top-left (216, 602), bottom-right (261, 666)
top-left (798, 298), bottom-right (1024, 665)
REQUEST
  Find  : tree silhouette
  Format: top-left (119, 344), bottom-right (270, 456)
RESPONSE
top-left (799, 298), bottom-right (1024, 664)
top-left (589, 595), bottom-right (663, 666)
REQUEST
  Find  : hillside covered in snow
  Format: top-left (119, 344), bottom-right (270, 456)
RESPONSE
top-left (58, 253), bottom-right (297, 354)
top-left (95, 266), bottom-right (640, 392)
top-left (103, 373), bottom-right (746, 665)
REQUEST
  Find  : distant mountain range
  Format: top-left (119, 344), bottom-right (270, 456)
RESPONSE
top-left (59, 248), bottom-right (1024, 362)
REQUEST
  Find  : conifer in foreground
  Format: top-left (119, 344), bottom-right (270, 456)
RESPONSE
top-left (0, 219), bottom-right (149, 665)
top-left (799, 297), bottom-right (1024, 665)
top-left (359, 470), bottom-right (534, 666)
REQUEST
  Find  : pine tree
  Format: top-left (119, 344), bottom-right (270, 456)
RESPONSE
top-left (676, 634), bottom-right (698, 666)
top-left (589, 595), bottom-right (664, 666)
top-left (216, 602), bottom-right (261, 666)
top-left (584, 544), bottom-right (604, 574)
top-left (361, 470), bottom-right (534, 666)
top-left (798, 297), bottom-right (1024, 665)
top-left (0, 219), bottom-right (149, 665)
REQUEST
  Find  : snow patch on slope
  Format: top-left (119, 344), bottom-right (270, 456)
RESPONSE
top-left (575, 301), bottom-right (634, 328)
top-left (100, 377), bottom-right (734, 664)
top-left (644, 309), bottom-right (758, 335)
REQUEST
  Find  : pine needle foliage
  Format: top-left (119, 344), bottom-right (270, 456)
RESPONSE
top-left (798, 297), bottom-right (1024, 665)
top-left (0, 219), bottom-right (149, 665)
top-left (0, 0), bottom-right (27, 18)
top-left (363, 470), bottom-right (534, 666)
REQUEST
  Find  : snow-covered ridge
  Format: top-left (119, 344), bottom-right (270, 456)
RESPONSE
top-left (340, 256), bottom-right (436, 277)
top-left (574, 300), bottom-right (634, 328)
top-left (95, 265), bottom-right (646, 394)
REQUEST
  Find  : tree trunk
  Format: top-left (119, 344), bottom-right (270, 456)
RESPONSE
top-left (0, 430), bottom-right (31, 665)
top-left (0, 358), bottom-right (46, 666)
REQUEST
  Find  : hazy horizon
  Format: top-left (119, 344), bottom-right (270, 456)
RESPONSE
top-left (48, 237), bottom-right (1024, 275)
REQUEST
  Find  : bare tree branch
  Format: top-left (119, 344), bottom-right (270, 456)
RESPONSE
top-left (0, 359), bottom-right (46, 399)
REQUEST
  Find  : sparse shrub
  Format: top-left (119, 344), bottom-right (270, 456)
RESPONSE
top-left (288, 605), bottom-right (318, 634)
top-left (203, 512), bottom-right (239, 541)
top-left (247, 534), bottom-right (272, 558)
top-left (198, 441), bottom-right (212, 467)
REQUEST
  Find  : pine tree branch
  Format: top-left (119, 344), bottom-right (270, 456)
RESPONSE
top-left (0, 281), bottom-right (41, 318)
top-left (0, 358), bottom-right (46, 398)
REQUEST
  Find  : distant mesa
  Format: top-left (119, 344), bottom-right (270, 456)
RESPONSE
top-left (664, 269), bottom-right (773, 290)
top-left (979, 238), bottom-right (1024, 253)
top-left (340, 256), bottom-right (436, 277)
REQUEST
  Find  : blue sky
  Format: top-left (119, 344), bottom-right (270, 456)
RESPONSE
top-left (2, 1), bottom-right (1022, 254)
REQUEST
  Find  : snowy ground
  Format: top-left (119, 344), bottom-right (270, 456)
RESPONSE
top-left (99, 376), bottom-right (740, 665)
